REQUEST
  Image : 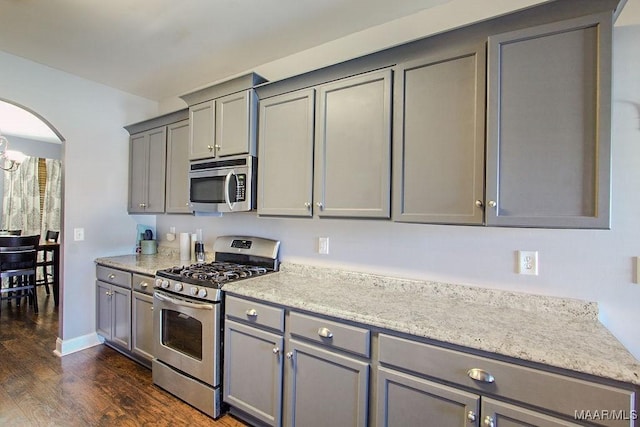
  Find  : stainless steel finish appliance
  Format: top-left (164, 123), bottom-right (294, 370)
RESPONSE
top-left (188, 154), bottom-right (257, 213)
top-left (153, 235), bottom-right (280, 418)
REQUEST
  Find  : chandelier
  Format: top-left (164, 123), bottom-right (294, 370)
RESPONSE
top-left (0, 131), bottom-right (27, 172)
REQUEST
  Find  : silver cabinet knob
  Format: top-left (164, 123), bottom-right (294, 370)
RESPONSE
top-left (273, 347), bottom-right (280, 355)
top-left (467, 368), bottom-right (495, 383)
top-left (139, 203), bottom-right (146, 208)
top-left (246, 309), bottom-right (258, 317)
top-left (215, 144), bottom-right (221, 150)
top-left (316, 202), bottom-right (324, 210)
top-left (286, 352), bottom-right (293, 360)
top-left (467, 411), bottom-right (477, 423)
top-left (487, 200), bottom-right (497, 208)
top-left (483, 416), bottom-right (495, 427)
top-left (108, 274), bottom-right (116, 280)
top-left (207, 145), bottom-right (213, 151)
top-left (105, 291), bottom-right (112, 296)
top-left (318, 327), bottom-right (333, 338)
top-left (475, 200), bottom-right (483, 208)
top-left (304, 202), bottom-right (311, 209)
top-left (139, 282), bottom-right (148, 288)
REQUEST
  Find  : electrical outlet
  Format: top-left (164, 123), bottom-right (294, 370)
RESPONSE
top-left (74, 227), bottom-right (85, 241)
top-left (517, 250), bottom-right (538, 275)
top-left (318, 237), bottom-right (329, 255)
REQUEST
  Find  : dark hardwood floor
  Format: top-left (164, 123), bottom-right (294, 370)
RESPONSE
top-left (0, 288), bottom-right (247, 426)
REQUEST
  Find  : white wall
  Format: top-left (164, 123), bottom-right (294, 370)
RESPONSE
top-left (0, 51), bottom-right (158, 348)
top-left (157, 2), bottom-right (640, 360)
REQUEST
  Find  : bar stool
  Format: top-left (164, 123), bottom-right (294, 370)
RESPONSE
top-left (36, 230), bottom-right (59, 295)
top-left (0, 235), bottom-right (40, 314)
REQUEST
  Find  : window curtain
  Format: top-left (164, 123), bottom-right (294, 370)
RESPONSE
top-left (2, 156), bottom-right (41, 235)
top-left (40, 158), bottom-right (62, 237)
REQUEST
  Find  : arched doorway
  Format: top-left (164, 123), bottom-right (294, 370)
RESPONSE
top-left (0, 98), bottom-right (64, 328)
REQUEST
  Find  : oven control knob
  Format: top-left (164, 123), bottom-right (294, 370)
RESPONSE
top-left (155, 278), bottom-right (163, 287)
top-left (189, 287), bottom-right (199, 296)
top-left (198, 288), bottom-right (208, 299)
top-left (160, 279), bottom-right (170, 289)
top-left (173, 283), bottom-right (183, 292)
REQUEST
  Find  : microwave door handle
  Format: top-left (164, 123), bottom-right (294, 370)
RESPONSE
top-left (224, 170), bottom-right (236, 211)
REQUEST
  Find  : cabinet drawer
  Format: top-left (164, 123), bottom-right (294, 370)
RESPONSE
top-left (289, 312), bottom-right (370, 357)
top-left (225, 295), bottom-right (284, 332)
top-left (378, 334), bottom-right (635, 424)
top-left (96, 265), bottom-right (131, 288)
top-left (132, 273), bottom-right (154, 295)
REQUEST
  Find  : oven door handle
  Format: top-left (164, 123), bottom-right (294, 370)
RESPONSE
top-left (224, 170), bottom-right (236, 211)
top-left (154, 291), bottom-right (215, 310)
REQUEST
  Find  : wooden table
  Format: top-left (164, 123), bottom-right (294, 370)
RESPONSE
top-left (37, 242), bottom-right (60, 306)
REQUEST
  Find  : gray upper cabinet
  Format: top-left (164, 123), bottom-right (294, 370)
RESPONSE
top-left (188, 89), bottom-right (258, 160)
top-left (393, 43), bottom-right (486, 225)
top-left (215, 90), bottom-right (257, 157)
top-left (258, 89), bottom-right (315, 217)
top-left (128, 127), bottom-right (167, 213)
top-left (165, 119), bottom-right (190, 213)
top-left (189, 100), bottom-right (216, 160)
top-left (314, 69), bottom-right (392, 219)
top-left (486, 12), bottom-right (612, 229)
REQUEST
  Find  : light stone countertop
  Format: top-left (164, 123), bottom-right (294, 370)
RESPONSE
top-left (92, 254), bottom-right (640, 386)
top-left (224, 263), bottom-right (640, 386)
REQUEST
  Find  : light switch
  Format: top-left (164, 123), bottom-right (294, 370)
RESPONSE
top-left (74, 228), bottom-right (85, 241)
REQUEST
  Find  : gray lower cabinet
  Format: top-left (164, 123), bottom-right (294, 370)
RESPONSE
top-left (377, 334), bottom-right (635, 427)
top-left (165, 119), bottom-right (191, 213)
top-left (96, 265), bottom-right (155, 367)
top-left (287, 339), bottom-right (369, 427)
top-left (315, 69), bottom-right (392, 219)
top-left (96, 280), bottom-right (131, 350)
top-left (258, 89), bottom-right (315, 217)
top-left (393, 43), bottom-right (486, 225)
top-left (486, 12), bottom-right (612, 228)
top-left (224, 319), bottom-right (284, 426)
top-left (377, 366), bottom-right (480, 427)
top-left (131, 273), bottom-right (154, 364)
top-left (128, 127), bottom-right (167, 213)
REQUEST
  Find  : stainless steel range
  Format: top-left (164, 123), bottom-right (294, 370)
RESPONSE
top-left (152, 235), bottom-right (280, 418)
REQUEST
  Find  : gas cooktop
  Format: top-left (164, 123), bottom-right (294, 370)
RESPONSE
top-left (156, 261), bottom-right (273, 287)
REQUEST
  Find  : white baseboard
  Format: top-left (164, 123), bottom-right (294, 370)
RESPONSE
top-left (53, 332), bottom-right (103, 357)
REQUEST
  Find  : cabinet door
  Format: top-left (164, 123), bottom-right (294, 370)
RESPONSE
top-left (315, 69), bottom-right (392, 218)
top-left (189, 100), bottom-right (216, 160)
top-left (224, 320), bottom-right (284, 427)
top-left (258, 89), bottom-right (315, 217)
top-left (215, 89), bottom-right (255, 157)
top-left (376, 367), bottom-right (480, 427)
top-left (287, 339), bottom-right (369, 427)
top-left (486, 13), bottom-right (611, 228)
top-left (145, 127), bottom-right (167, 213)
top-left (128, 132), bottom-right (149, 213)
top-left (96, 280), bottom-right (112, 340)
top-left (393, 44), bottom-right (485, 225)
top-left (166, 119), bottom-right (191, 213)
top-left (132, 291), bottom-right (154, 362)
top-left (482, 397), bottom-right (583, 427)
top-left (111, 285), bottom-right (131, 350)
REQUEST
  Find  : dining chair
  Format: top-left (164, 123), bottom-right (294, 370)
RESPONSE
top-left (0, 235), bottom-right (40, 314)
top-left (36, 230), bottom-right (59, 294)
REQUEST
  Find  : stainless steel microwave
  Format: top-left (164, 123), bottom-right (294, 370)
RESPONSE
top-left (188, 155), bottom-right (257, 213)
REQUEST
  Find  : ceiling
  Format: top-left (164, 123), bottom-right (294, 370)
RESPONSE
top-left (0, 0), bottom-right (451, 101)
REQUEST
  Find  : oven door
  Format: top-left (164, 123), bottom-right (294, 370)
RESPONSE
top-left (153, 290), bottom-right (220, 386)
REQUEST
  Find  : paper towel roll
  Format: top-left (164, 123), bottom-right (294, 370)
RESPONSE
top-left (180, 232), bottom-right (191, 260)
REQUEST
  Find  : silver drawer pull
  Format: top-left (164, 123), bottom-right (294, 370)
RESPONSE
top-left (108, 274), bottom-right (116, 280)
top-left (246, 309), bottom-right (258, 317)
top-left (318, 327), bottom-right (333, 339)
top-left (139, 282), bottom-right (148, 288)
top-left (467, 368), bottom-right (495, 383)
